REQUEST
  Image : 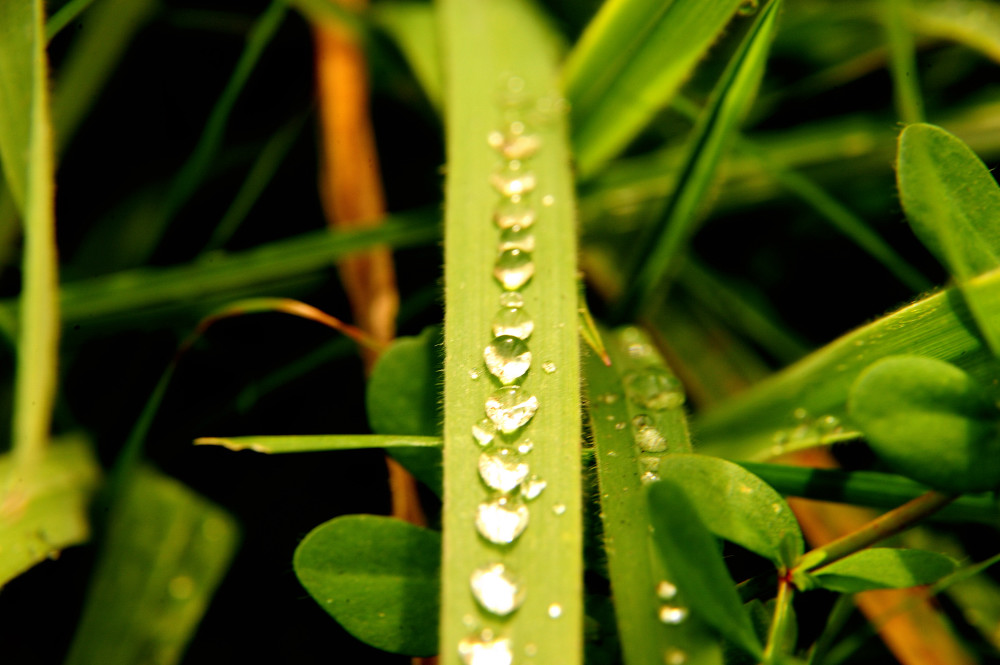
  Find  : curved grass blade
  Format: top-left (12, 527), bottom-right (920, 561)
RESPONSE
top-left (64, 466), bottom-right (239, 665)
top-left (585, 329), bottom-right (723, 665)
top-left (564, 0), bottom-right (745, 177)
top-left (371, 1), bottom-right (443, 112)
top-left (438, 0), bottom-right (583, 662)
top-left (694, 276), bottom-right (1000, 461)
top-left (195, 434), bottom-right (441, 453)
top-left (615, 0), bottom-right (781, 320)
top-left (808, 548), bottom-right (957, 594)
top-left (908, 0), bottom-right (1000, 65)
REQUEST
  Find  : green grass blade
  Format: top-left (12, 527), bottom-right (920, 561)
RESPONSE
top-left (585, 329), bottom-right (724, 665)
top-left (195, 434), bottom-right (442, 453)
top-left (438, 0), bottom-right (582, 662)
top-left (909, 0), bottom-right (1000, 65)
top-left (884, 0), bottom-right (925, 123)
top-left (0, 437), bottom-right (101, 585)
top-left (695, 273), bottom-right (1000, 461)
top-left (565, 0), bottom-right (745, 177)
top-left (0, 0), bottom-right (59, 470)
top-left (615, 0), bottom-right (781, 320)
top-left (64, 467), bottom-right (240, 665)
top-left (372, 1), bottom-right (443, 112)
top-left (45, 0), bottom-right (97, 41)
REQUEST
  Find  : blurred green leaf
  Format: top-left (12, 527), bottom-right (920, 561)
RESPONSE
top-left (0, 0), bottom-right (37, 211)
top-left (898, 122), bottom-right (1000, 356)
top-left (808, 548), bottom-right (958, 593)
top-left (64, 466), bottom-right (240, 665)
top-left (616, 0), bottom-right (781, 319)
top-left (655, 454), bottom-right (804, 568)
top-left (293, 514), bottom-right (440, 656)
top-left (647, 480), bottom-right (764, 660)
top-left (565, 0), bottom-right (745, 177)
top-left (0, 437), bottom-right (100, 586)
top-left (195, 434), bottom-right (441, 453)
top-left (848, 355), bottom-right (1000, 492)
top-left (372, 1), bottom-right (442, 111)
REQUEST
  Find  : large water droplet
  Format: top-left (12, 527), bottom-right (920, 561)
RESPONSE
top-left (656, 580), bottom-right (678, 601)
top-left (493, 196), bottom-right (536, 230)
top-left (494, 249), bottom-right (534, 290)
top-left (476, 496), bottom-right (529, 544)
top-left (548, 603), bottom-right (562, 618)
top-left (490, 160), bottom-right (536, 197)
top-left (520, 475), bottom-right (546, 500)
top-left (484, 335), bottom-right (531, 385)
top-left (658, 605), bottom-right (689, 625)
top-left (632, 415), bottom-right (667, 452)
top-left (473, 418), bottom-right (498, 447)
top-left (479, 447), bottom-right (529, 492)
top-left (498, 292), bottom-right (524, 308)
top-left (624, 369), bottom-right (686, 410)
top-left (498, 225), bottom-right (535, 252)
top-left (492, 307), bottom-right (534, 340)
top-left (458, 632), bottom-right (513, 665)
top-left (486, 386), bottom-right (539, 433)
top-left (470, 562), bottom-right (524, 616)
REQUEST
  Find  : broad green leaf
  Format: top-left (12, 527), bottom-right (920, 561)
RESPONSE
top-left (0, 437), bottom-right (100, 585)
top-left (195, 434), bottom-right (442, 453)
top-left (293, 514), bottom-right (440, 656)
top-left (648, 480), bottom-right (764, 660)
top-left (64, 466), bottom-right (239, 665)
top-left (616, 0), bottom-right (782, 319)
top-left (808, 548), bottom-right (958, 594)
top-left (372, 1), bottom-right (442, 111)
top-left (586, 331), bottom-right (723, 665)
top-left (655, 454), bottom-right (803, 568)
top-left (848, 355), bottom-right (1000, 493)
top-left (565, 0), bottom-right (745, 177)
top-left (898, 123), bottom-right (1000, 354)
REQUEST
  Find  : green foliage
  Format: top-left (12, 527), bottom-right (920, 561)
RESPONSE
top-left (293, 514), bottom-right (441, 656)
top-left (848, 355), bottom-right (1000, 492)
top-left (805, 547), bottom-right (958, 594)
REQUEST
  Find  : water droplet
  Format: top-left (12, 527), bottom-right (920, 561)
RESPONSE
top-left (658, 605), bottom-right (689, 625)
top-left (624, 369), bottom-right (685, 410)
top-left (552, 503), bottom-right (566, 515)
top-left (520, 475), bottom-right (546, 500)
top-left (488, 131), bottom-right (541, 160)
top-left (627, 342), bottom-right (653, 359)
top-left (541, 194), bottom-right (555, 206)
top-left (473, 418), bottom-right (498, 447)
top-left (548, 603), bottom-right (562, 618)
top-left (632, 415), bottom-right (667, 452)
top-left (458, 632), bottom-right (513, 665)
top-left (486, 386), bottom-right (539, 433)
top-left (641, 471), bottom-right (660, 484)
top-left (640, 456), bottom-right (660, 474)
top-left (476, 496), bottom-right (529, 544)
top-left (469, 368), bottom-right (481, 380)
top-left (599, 393), bottom-right (618, 405)
top-left (498, 225), bottom-right (535, 252)
top-left (656, 580), bottom-right (678, 600)
top-left (484, 335), bottom-right (531, 385)
top-left (736, 0), bottom-right (758, 15)
top-left (494, 249), bottom-right (534, 290)
top-left (793, 407), bottom-right (808, 420)
top-left (494, 196), bottom-right (536, 230)
top-left (542, 361), bottom-right (556, 374)
top-left (463, 613), bottom-right (477, 628)
top-left (479, 447), bottom-right (529, 492)
top-left (524, 643), bottom-right (538, 657)
top-left (516, 438), bottom-right (534, 454)
top-left (492, 307), bottom-right (534, 339)
top-left (168, 575), bottom-right (195, 600)
top-left (470, 562), bottom-right (525, 616)
top-left (490, 160), bottom-right (536, 197)
top-left (499, 292), bottom-right (524, 308)
top-left (614, 421), bottom-right (626, 430)
top-left (664, 648), bottom-right (688, 664)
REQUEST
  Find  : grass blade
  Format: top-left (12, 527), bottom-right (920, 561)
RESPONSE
top-left (884, 0), bottom-right (925, 123)
top-left (564, 0), bottom-right (745, 177)
top-left (195, 434), bottom-right (441, 453)
top-left (438, 0), bottom-right (582, 662)
top-left (615, 0), bottom-right (781, 320)
top-left (371, 1), bottom-right (443, 112)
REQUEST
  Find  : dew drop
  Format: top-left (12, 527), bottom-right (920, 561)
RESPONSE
top-left (664, 648), bottom-right (688, 665)
top-left (458, 632), bottom-right (513, 665)
top-left (552, 503), bottom-right (567, 515)
top-left (498, 292), bottom-right (524, 308)
top-left (490, 160), bottom-right (536, 197)
top-left (476, 496), bottom-right (530, 544)
top-left (469, 368), bottom-right (481, 380)
top-left (488, 131), bottom-right (541, 160)
top-left (498, 225), bottom-right (536, 252)
top-left (624, 369), bottom-right (686, 410)
top-left (520, 475), bottom-right (547, 500)
top-left (470, 562), bottom-right (525, 616)
top-left (614, 421), bottom-right (627, 430)
top-left (494, 196), bottom-right (536, 230)
top-left (632, 415), bottom-right (667, 452)
top-left (479, 447), bottom-right (530, 492)
top-left (640, 456), bottom-right (661, 474)
top-left (548, 603), bottom-right (562, 618)
top-left (641, 471), bottom-right (660, 484)
top-left (492, 307), bottom-right (534, 339)
top-left (658, 605), bottom-right (689, 625)
top-left (736, 0), bottom-right (758, 15)
top-left (463, 613), bottom-right (477, 628)
top-left (541, 194), bottom-right (555, 206)
top-left (627, 342), bottom-right (653, 359)
top-left (473, 418), bottom-right (498, 447)
top-left (484, 335), bottom-right (532, 385)
top-left (542, 361), bottom-right (556, 374)
top-left (793, 407), bottom-right (808, 420)
top-left (485, 386), bottom-right (539, 433)
top-left (524, 643), bottom-right (538, 657)
top-left (516, 439), bottom-right (534, 454)
top-left (494, 249), bottom-right (534, 290)
top-left (655, 580), bottom-right (678, 601)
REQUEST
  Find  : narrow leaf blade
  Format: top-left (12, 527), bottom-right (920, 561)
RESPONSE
top-left (812, 548), bottom-right (958, 593)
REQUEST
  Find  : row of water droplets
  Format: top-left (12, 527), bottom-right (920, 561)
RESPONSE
top-left (459, 77), bottom-right (557, 665)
